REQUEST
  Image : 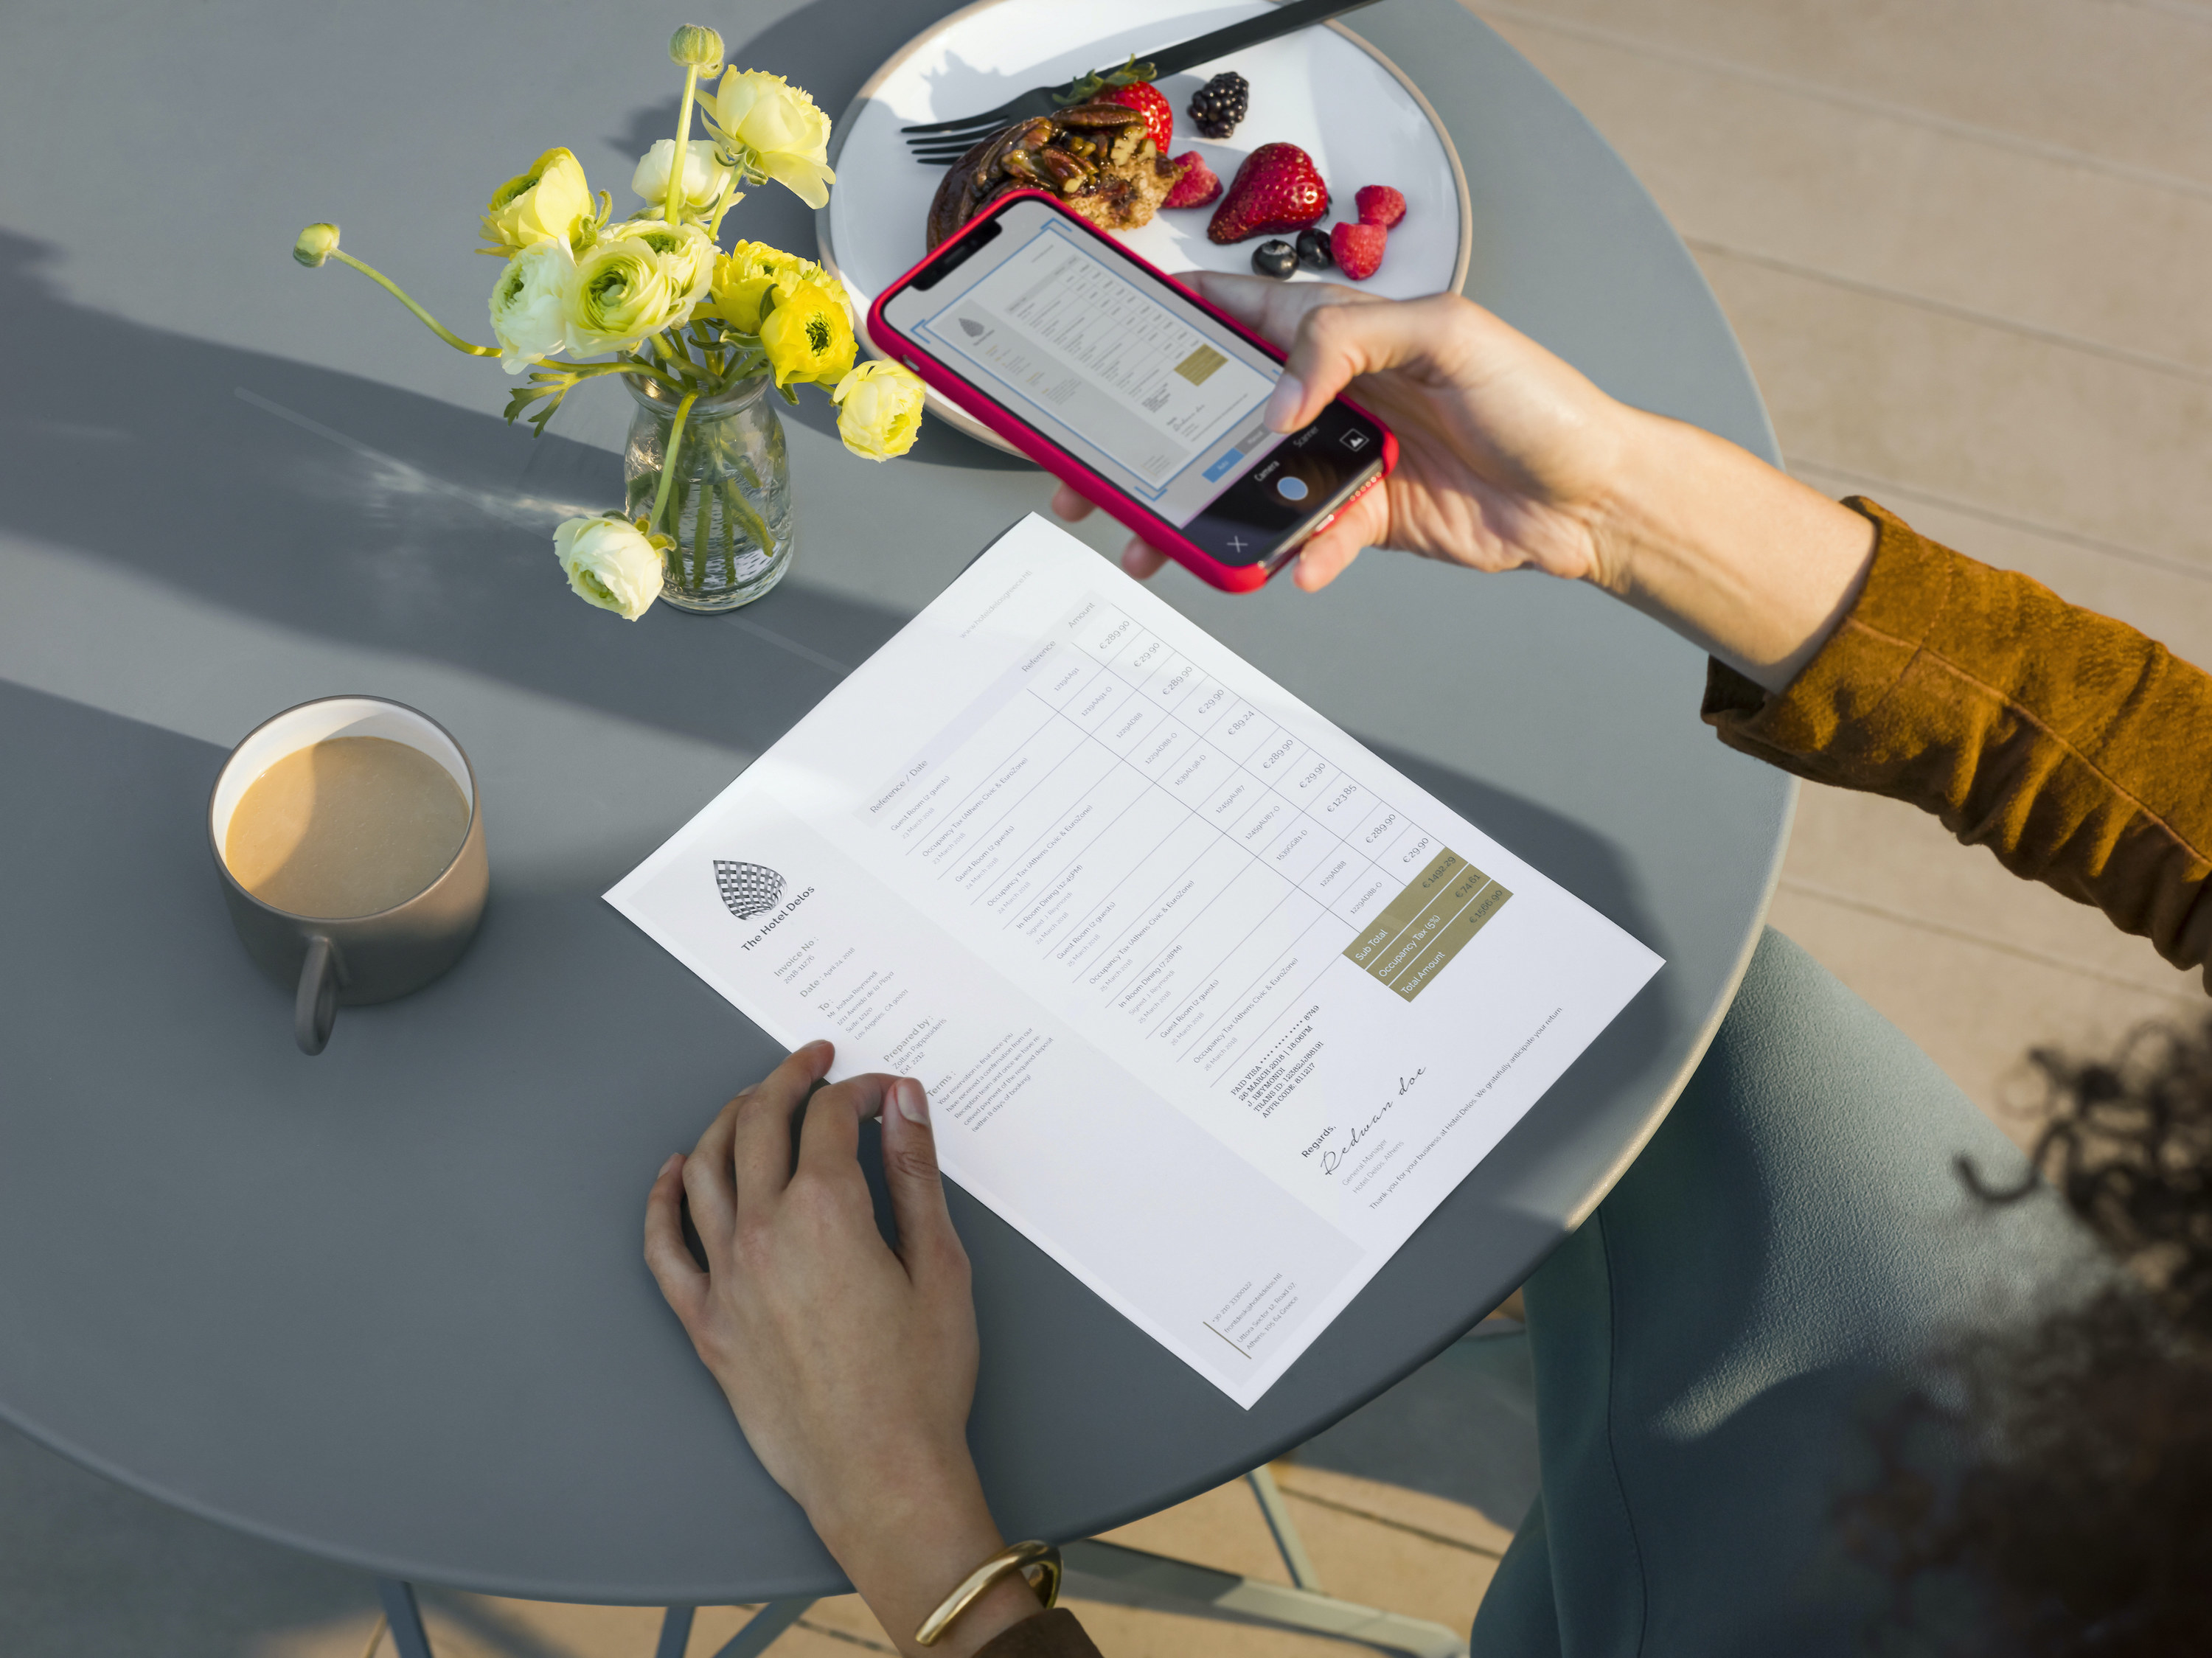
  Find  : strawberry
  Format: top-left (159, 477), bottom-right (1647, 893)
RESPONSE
top-left (1098, 83), bottom-right (1173, 153)
top-left (1354, 184), bottom-right (1407, 228)
top-left (1331, 220), bottom-right (1387, 281)
top-left (1206, 143), bottom-right (1329, 244)
top-left (1162, 151), bottom-right (1221, 209)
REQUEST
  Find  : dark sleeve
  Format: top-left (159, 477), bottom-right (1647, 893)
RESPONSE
top-left (973, 1608), bottom-right (1105, 1658)
top-left (1703, 496), bottom-right (2212, 988)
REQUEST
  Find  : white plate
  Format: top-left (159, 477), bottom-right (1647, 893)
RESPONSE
top-left (816, 0), bottom-right (1471, 452)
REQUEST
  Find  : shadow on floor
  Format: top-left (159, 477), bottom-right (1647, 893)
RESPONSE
top-left (1294, 1329), bottom-right (1543, 1538)
top-left (0, 1418), bottom-right (381, 1657)
top-left (0, 1415), bottom-right (649, 1657)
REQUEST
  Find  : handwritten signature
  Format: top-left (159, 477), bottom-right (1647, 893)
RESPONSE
top-left (1321, 1071), bottom-right (1427, 1174)
top-left (1321, 1122), bottom-right (1368, 1174)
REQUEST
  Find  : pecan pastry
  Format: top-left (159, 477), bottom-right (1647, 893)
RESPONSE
top-left (925, 103), bottom-right (1185, 248)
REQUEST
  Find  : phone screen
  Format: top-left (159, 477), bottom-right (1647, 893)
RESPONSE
top-left (882, 196), bottom-right (1384, 567)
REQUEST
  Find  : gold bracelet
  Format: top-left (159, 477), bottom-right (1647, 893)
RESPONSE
top-left (914, 1539), bottom-right (1062, 1647)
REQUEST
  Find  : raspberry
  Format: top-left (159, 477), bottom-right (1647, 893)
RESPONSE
top-left (1354, 185), bottom-right (1406, 228)
top-left (1330, 220), bottom-right (1387, 281)
top-left (1162, 151), bottom-right (1221, 209)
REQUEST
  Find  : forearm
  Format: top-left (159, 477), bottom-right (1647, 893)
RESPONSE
top-left (1589, 406), bottom-right (1877, 693)
top-left (814, 1466), bottom-right (1043, 1658)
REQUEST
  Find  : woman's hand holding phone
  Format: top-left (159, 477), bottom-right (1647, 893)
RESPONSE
top-left (1054, 274), bottom-right (1629, 593)
top-left (1065, 273), bottom-right (1880, 694)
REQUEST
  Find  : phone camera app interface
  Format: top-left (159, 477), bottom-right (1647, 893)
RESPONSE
top-left (897, 207), bottom-right (1290, 529)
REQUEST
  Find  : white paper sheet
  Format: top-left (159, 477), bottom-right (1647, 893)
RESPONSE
top-left (608, 516), bottom-right (1662, 1407)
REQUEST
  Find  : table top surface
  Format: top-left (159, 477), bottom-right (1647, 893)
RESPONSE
top-left (0, 0), bottom-right (1790, 1605)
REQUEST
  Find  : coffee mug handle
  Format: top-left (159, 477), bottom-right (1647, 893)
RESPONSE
top-left (296, 936), bottom-right (341, 1056)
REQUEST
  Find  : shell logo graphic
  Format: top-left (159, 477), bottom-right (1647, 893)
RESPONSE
top-left (714, 860), bottom-right (786, 922)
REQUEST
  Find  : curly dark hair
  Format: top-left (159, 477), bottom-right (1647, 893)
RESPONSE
top-left (1847, 1017), bottom-right (2212, 1654)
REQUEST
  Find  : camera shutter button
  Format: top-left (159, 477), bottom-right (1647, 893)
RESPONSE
top-left (1276, 476), bottom-right (1310, 501)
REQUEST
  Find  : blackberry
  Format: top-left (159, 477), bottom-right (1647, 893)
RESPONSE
top-left (1188, 71), bottom-right (1249, 139)
top-left (1251, 239), bottom-right (1297, 279)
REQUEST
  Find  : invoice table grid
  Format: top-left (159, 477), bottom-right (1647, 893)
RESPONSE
top-left (873, 596), bottom-right (1510, 1079)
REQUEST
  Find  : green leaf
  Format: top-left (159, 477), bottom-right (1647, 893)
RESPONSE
top-left (1057, 52), bottom-right (1156, 103)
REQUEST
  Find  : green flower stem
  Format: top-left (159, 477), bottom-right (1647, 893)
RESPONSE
top-left (720, 477), bottom-right (775, 561)
top-left (648, 389), bottom-right (700, 536)
top-left (556, 360), bottom-right (644, 385)
top-left (645, 331), bottom-right (709, 391)
top-left (667, 64), bottom-right (702, 225)
top-left (330, 249), bottom-right (497, 357)
top-left (693, 464), bottom-right (712, 591)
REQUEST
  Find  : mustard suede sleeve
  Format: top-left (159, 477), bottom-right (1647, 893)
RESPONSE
top-left (1703, 498), bottom-right (2212, 986)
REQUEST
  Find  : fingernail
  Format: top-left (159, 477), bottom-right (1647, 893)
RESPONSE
top-left (1262, 372), bottom-right (1304, 432)
top-left (894, 1078), bottom-right (929, 1125)
top-left (660, 1153), bottom-right (684, 1175)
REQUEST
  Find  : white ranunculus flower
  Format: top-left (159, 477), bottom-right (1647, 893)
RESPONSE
top-left (707, 70), bottom-right (835, 208)
top-left (629, 138), bottom-right (735, 219)
top-left (488, 240), bottom-right (571, 374)
top-left (603, 218), bottom-right (717, 308)
top-left (554, 515), bottom-right (663, 619)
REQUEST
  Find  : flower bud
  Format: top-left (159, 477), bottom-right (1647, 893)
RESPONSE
top-left (293, 223), bottom-right (341, 268)
top-left (669, 24), bottom-right (724, 71)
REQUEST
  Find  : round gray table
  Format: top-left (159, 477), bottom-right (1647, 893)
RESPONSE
top-left (0, 0), bottom-right (1788, 1612)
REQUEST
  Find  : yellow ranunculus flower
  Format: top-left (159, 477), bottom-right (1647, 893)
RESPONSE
top-left (757, 280), bottom-right (855, 387)
top-left (703, 240), bottom-right (827, 334)
top-left (707, 70), bottom-right (835, 209)
top-left (604, 219), bottom-right (717, 307)
top-left (481, 147), bottom-right (594, 255)
top-left (831, 360), bottom-right (925, 461)
top-left (563, 236), bottom-right (689, 354)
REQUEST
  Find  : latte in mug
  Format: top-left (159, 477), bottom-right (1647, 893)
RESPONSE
top-left (223, 736), bottom-right (471, 918)
top-left (208, 696), bottom-right (488, 1054)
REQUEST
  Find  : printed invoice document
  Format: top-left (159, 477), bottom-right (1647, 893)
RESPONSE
top-left (609, 515), bottom-right (1662, 1407)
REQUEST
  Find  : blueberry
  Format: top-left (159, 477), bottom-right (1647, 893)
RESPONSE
top-left (1251, 239), bottom-right (1297, 279)
top-left (1295, 229), bottom-right (1334, 270)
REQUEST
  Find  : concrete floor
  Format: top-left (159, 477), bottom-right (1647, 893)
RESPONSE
top-left (7, 0), bottom-right (2206, 1651)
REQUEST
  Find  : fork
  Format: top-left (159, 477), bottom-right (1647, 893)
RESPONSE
top-left (902, 0), bottom-right (1383, 164)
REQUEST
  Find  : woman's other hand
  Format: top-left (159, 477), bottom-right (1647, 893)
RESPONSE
top-left (644, 1043), bottom-right (1040, 1657)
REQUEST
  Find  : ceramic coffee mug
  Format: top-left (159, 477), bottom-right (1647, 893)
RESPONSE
top-left (207, 696), bottom-right (488, 1055)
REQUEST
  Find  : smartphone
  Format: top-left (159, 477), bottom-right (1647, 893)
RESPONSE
top-left (868, 190), bottom-right (1396, 593)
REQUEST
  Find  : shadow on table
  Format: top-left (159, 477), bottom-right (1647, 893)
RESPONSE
top-left (0, 228), bottom-right (1036, 754)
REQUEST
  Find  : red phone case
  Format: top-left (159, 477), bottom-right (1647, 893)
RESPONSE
top-left (866, 189), bottom-right (1397, 593)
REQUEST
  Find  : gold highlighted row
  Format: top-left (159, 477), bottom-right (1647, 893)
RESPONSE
top-left (1341, 847), bottom-right (1512, 1001)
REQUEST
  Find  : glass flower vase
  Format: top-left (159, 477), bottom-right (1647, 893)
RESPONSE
top-left (623, 371), bottom-right (796, 613)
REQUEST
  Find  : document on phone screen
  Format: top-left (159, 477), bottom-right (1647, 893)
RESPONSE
top-left (608, 515), bottom-right (1662, 1407)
